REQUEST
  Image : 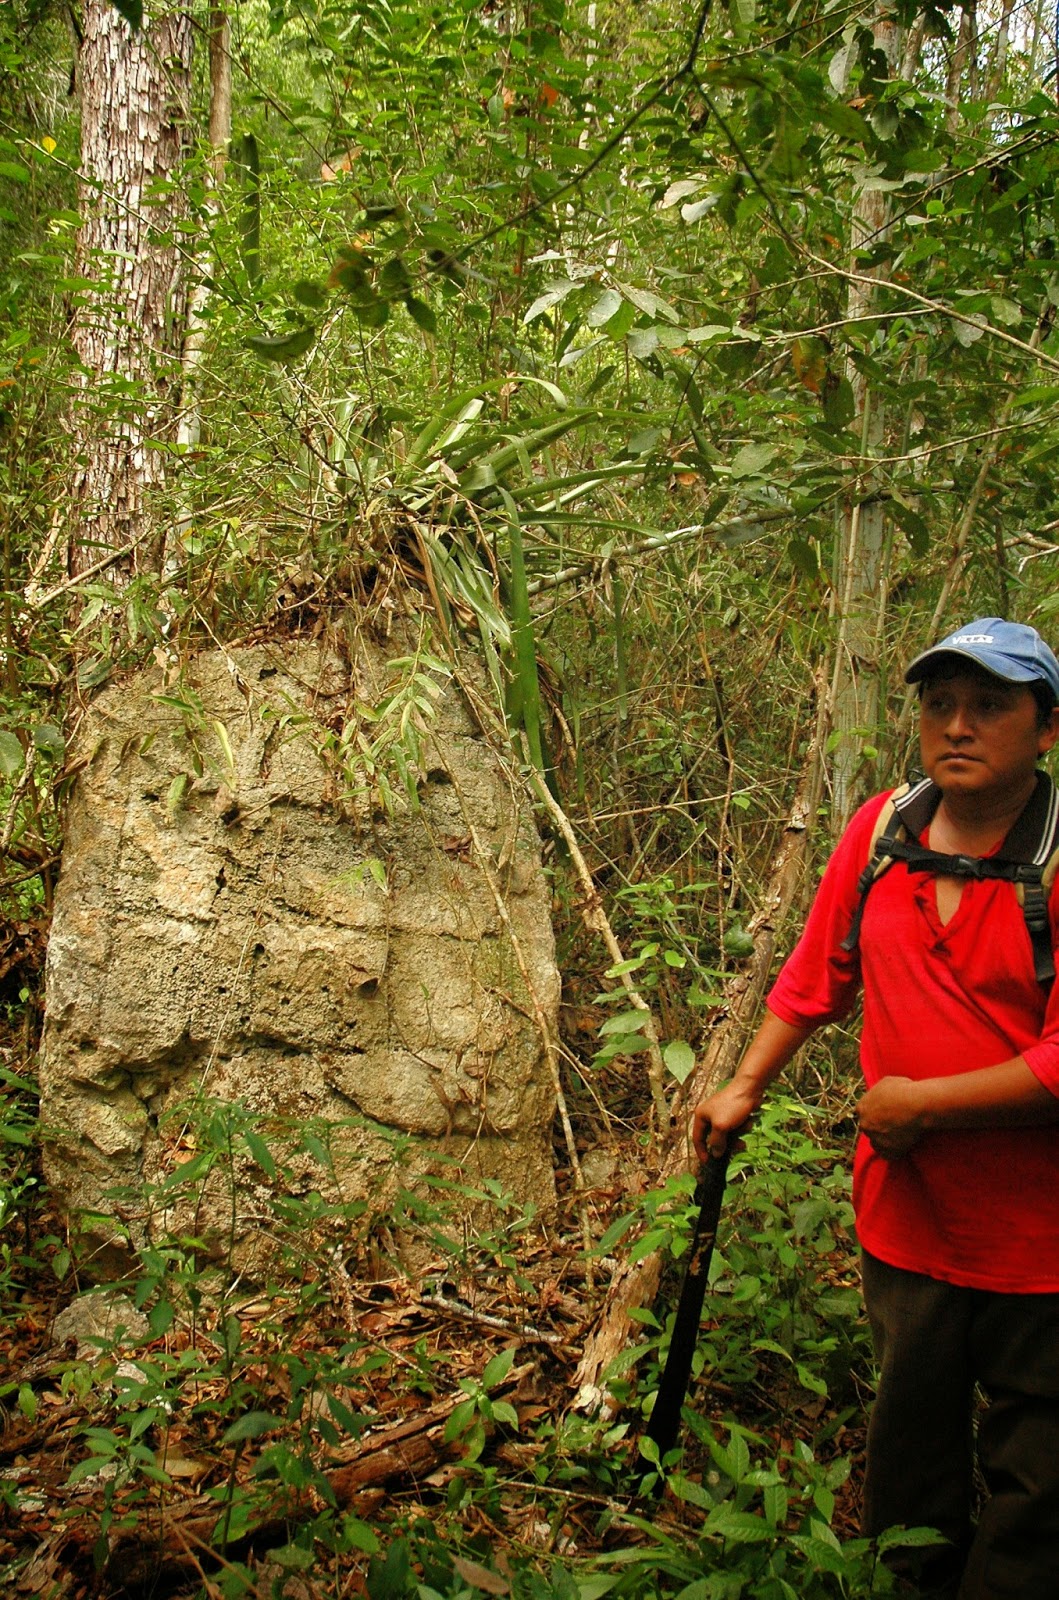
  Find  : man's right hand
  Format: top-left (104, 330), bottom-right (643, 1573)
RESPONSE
top-left (690, 1011), bottom-right (815, 1164)
top-left (691, 1079), bottom-right (762, 1163)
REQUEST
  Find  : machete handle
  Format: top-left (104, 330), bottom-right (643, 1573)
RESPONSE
top-left (639, 1146), bottom-right (732, 1480)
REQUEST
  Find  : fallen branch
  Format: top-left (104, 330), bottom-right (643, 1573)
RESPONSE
top-left (571, 743), bottom-right (823, 1411)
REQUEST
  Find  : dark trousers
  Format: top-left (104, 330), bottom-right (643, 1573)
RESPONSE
top-left (861, 1251), bottom-right (1059, 1599)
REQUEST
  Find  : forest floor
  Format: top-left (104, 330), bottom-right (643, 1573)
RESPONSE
top-left (0, 1001), bottom-right (875, 1600)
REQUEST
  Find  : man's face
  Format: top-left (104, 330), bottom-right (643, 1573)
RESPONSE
top-left (918, 665), bottom-right (1059, 803)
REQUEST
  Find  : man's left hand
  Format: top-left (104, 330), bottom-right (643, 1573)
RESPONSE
top-left (856, 1076), bottom-right (926, 1158)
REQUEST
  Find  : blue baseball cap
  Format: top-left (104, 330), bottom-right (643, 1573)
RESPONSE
top-left (905, 617), bottom-right (1059, 703)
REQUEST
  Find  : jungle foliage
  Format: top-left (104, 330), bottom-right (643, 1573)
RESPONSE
top-left (1, 0), bottom-right (1059, 1591)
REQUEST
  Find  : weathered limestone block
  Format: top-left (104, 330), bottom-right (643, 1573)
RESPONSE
top-left (39, 634), bottom-right (558, 1270)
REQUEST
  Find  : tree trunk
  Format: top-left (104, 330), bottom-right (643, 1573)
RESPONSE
top-left (829, 0), bottom-right (905, 831)
top-left (70, 3), bottom-right (193, 580)
top-left (170, 6), bottom-right (231, 568)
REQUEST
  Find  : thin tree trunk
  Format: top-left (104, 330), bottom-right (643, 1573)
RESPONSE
top-left (169, 6), bottom-right (231, 569)
top-left (945, 5), bottom-right (978, 134)
top-left (829, 1), bottom-right (905, 832)
top-left (70, 3), bottom-right (193, 580)
top-left (176, 5), bottom-right (230, 454)
top-left (983, 0), bottom-right (1016, 100)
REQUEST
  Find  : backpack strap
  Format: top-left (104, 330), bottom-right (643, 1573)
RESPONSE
top-left (839, 782), bottom-right (926, 956)
top-left (1009, 773), bottom-right (1059, 990)
top-left (839, 773), bottom-right (1059, 990)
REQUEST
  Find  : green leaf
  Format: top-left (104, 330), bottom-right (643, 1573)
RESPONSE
top-left (585, 288), bottom-right (622, 328)
top-left (166, 773), bottom-right (188, 817)
top-left (723, 925), bottom-right (755, 957)
top-left (704, 1507), bottom-right (771, 1543)
top-left (222, 1410), bottom-right (282, 1444)
top-left (482, 1345), bottom-right (516, 1390)
top-left (663, 1040), bottom-right (695, 1084)
top-left (990, 295), bottom-right (1022, 326)
top-left (613, 280), bottom-right (680, 324)
top-left (0, 732), bottom-right (24, 778)
top-left (245, 327), bottom-right (316, 363)
top-left (822, 374), bottom-right (855, 430)
top-left (340, 1515), bottom-right (380, 1554)
top-left (78, 657), bottom-right (113, 689)
top-left (405, 296), bottom-right (437, 334)
top-left (788, 537), bottom-right (819, 579)
top-left (729, 442), bottom-right (779, 478)
top-left (523, 280), bottom-right (579, 324)
top-left (292, 280), bottom-right (328, 310)
top-left (876, 1525), bottom-right (950, 1553)
top-left (598, 1009), bottom-right (650, 1036)
top-left (380, 257), bottom-right (412, 297)
top-left (31, 723), bottom-right (64, 761)
top-left (243, 1129), bottom-right (277, 1178)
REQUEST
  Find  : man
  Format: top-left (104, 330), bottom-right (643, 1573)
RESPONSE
top-left (692, 618), bottom-right (1059, 1600)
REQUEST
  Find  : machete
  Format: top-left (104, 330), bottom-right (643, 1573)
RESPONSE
top-left (639, 1146), bottom-right (731, 1481)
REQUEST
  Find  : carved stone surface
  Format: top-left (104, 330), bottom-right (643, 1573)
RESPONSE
top-left (39, 635), bottom-right (558, 1270)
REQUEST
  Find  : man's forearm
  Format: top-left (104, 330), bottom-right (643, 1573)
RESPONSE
top-left (858, 1056), bottom-right (1059, 1158)
top-left (911, 1057), bottom-right (1059, 1129)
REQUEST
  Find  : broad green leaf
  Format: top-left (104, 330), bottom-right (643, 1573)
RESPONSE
top-left (380, 257), bottom-right (412, 297)
top-left (523, 280), bottom-right (578, 324)
top-left (822, 375), bottom-right (855, 430)
top-left (952, 315), bottom-right (987, 347)
top-left (243, 1129), bottom-right (277, 1178)
top-left (245, 327), bottom-right (316, 363)
top-left (660, 178), bottom-right (706, 209)
top-left (292, 280), bottom-right (328, 309)
top-left (990, 295), bottom-right (1022, 326)
top-left (876, 1526), bottom-right (950, 1553)
top-left (340, 1515), bottom-right (380, 1554)
top-left (614, 281), bottom-right (680, 324)
top-left (482, 1345), bottom-right (516, 1390)
top-left (166, 773), bottom-right (188, 816)
top-left (685, 324), bottom-right (731, 343)
top-left (729, 442), bottom-right (779, 478)
top-left (704, 1508), bottom-right (771, 1543)
top-left (627, 327), bottom-right (659, 359)
top-left (663, 1040), bottom-right (695, 1084)
top-left (405, 296), bottom-right (436, 334)
top-left (222, 1410), bottom-right (281, 1444)
top-left (598, 1009), bottom-right (650, 1036)
top-left (586, 288), bottom-right (622, 328)
top-left (0, 732), bottom-right (24, 778)
top-left (723, 924), bottom-right (755, 957)
top-left (828, 38), bottom-right (857, 94)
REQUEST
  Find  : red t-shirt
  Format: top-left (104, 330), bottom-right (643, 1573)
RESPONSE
top-left (768, 790), bottom-right (1059, 1292)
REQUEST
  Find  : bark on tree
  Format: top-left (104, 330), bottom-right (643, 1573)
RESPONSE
top-left (828, 0), bottom-right (905, 831)
top-left (175, 5), bottom-right (230, 455)
top-left (170, 6), bottom-right (231, 568)
top-left (70, 3), bottom-right (193, 580)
